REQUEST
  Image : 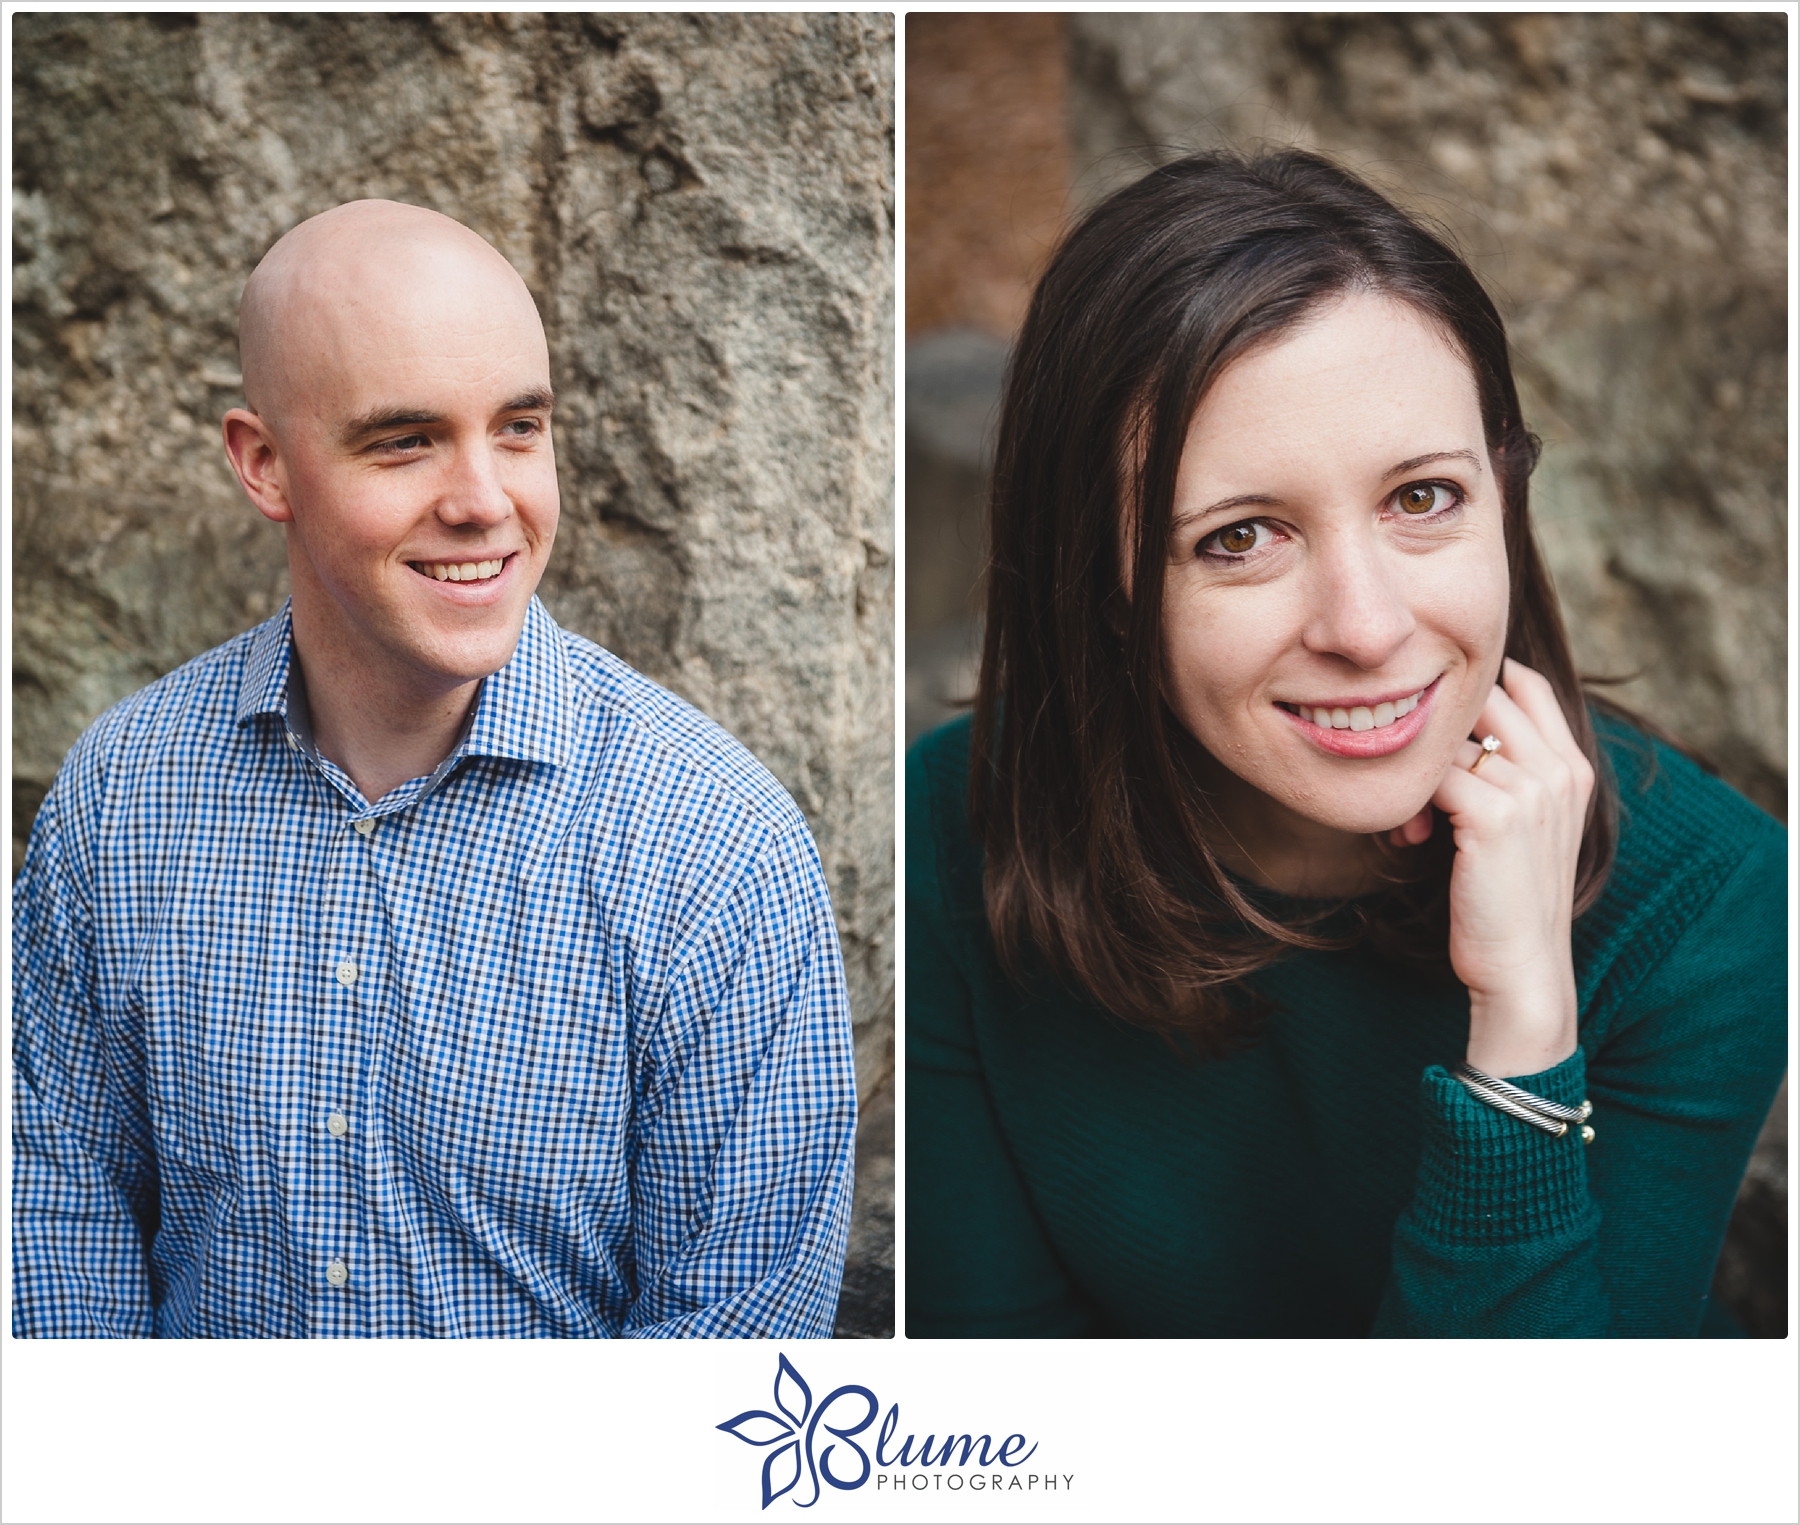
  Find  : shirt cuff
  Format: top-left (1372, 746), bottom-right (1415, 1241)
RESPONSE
top-left (1409, 1049), bottom-right (1594, 1248)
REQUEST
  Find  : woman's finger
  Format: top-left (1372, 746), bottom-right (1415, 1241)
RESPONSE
top-left (1398, 661), bottom-right (1591, 849)
top-left (1387, 804), bottom-right (1433, 847)
top-left (1499, 657), bottom-right (1590, 775)
top-left (1464, 679), bottom-right (1591, 820)
top-left (1467, 682), bottom-right (1558, 780)
top-left (1433, 738), bottom-right (1525, 818)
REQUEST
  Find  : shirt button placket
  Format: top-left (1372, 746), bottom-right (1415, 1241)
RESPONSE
top-left (329, 876), bottom-right (360, 1327)
top-left (312, 813), bottom-right (375, 1336)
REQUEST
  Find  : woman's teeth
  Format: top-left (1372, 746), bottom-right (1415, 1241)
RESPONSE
top-left (415, 559), bottom-right (505, 582)
top-left (1295, 689), bottom-right (1423, 732)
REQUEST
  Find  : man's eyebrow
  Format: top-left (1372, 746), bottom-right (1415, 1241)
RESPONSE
top-left (338, 389), bottom-right (556, 448)
top-left (339, 408), bottom-right (446, 448)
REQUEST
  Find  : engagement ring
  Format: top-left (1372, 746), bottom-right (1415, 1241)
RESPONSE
top-left (1468, 734), bottom-right (1502, 774)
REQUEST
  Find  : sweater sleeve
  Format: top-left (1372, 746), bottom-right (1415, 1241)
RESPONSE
top-left (1374, 828), bottom-right (1787, 1338)
top-left (905, 738), bottom-right (1094, 1338)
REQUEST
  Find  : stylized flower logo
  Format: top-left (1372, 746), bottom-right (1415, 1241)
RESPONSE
top-left (717, 1355), bottom-right (877, 1509)
top-left (717, 1353), bottom-right (815, 1508)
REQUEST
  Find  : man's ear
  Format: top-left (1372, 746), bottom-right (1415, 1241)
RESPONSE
top-left (222, 408), bottom-right (294, 524)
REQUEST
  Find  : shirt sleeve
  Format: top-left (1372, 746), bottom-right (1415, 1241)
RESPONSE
top-left (615, 817), bottom-right (857, 1338)
top-left (904, 740), bottom-right (1094, 1338)
top-left (12, 787), bottom-right (160, 1338)
top-left (1374, 829), bottom-right (1787, 1338)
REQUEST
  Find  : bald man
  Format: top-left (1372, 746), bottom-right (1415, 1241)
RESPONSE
top-left (13, 202), bottom-right (858, 1338)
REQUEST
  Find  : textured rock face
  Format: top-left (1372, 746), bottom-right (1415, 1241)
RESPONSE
top-left (13, 13), bottom-right (894, 1329)
top-left (1067, 12), bottom-right (1787, 820)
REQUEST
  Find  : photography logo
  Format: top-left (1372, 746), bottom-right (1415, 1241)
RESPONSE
top-left (717, 1354), bottom-right (1066, 1509)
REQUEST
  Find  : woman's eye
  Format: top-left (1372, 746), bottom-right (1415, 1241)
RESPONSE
top-left (1200, 520), bottom-right (1271, 558)
top-left (1394, 482), bottom-right (1457, 516)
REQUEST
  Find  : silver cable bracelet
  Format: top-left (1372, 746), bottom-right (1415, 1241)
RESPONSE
top-left (1453, 1062), bottom-right (1595, 1143)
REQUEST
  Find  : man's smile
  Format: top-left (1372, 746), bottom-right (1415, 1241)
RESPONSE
top-left (406, 552), bottom-right (515, 584)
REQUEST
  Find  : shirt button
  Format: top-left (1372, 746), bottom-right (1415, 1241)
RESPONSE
top-left (325, 1258), bottom-right (348, 1288)
top-left (354, 818), bottom-right (375, 836)
top-left (285, 731), bottom-right (299, 751)
top-left (335, 960), bottom-right (358, 986)
top-left (326, 1111), bottom-right (349, 1137)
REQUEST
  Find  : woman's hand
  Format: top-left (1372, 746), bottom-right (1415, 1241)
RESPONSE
top-left (1392, 658), bottom-right (1595, 1078)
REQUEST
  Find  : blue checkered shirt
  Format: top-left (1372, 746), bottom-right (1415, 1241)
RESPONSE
top-left (13, 598), bottom-right (857, 1337)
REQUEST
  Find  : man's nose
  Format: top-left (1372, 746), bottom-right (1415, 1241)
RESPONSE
top-left (1300, 532), bottom-right (1416, 669)
top-left (436, 440), bottom-right (515, 526)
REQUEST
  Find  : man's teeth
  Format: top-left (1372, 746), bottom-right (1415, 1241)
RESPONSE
top-left (1299, 690), bottom-right (1423, 731)
top-left (418, 559), bottom-right (505, 582)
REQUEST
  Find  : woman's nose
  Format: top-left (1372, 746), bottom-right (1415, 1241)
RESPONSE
top-left (1300, 537), bottom-right (1416, 668)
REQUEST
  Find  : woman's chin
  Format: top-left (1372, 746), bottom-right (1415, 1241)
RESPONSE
top-left (1278, 792), bottom-right (1437, 839)
top-left (1202, 748), bottom-right (1445, 843)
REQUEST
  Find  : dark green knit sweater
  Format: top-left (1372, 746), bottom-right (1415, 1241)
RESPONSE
top-left (907, 713), bottom-right (1786, 1337)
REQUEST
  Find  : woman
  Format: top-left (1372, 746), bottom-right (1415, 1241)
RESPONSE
top-left (907, 150), bottom-right (1785, 1338)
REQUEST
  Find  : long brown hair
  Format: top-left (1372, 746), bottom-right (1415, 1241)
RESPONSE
top-left (972, 149), bottom-right (1616, 1051)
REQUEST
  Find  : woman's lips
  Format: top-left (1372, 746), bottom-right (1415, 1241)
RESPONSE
top-left (1279, 676), bottom-right (1440, 758)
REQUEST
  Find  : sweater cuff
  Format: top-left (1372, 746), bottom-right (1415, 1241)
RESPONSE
top-left (1410, 1049), bottom-right (1595, 1247)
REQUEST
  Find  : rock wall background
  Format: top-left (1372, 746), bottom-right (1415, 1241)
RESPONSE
top-left (906, 12), bottom-right (1785, 1335)
top-left (12, 12), bottom-right (893, 1335)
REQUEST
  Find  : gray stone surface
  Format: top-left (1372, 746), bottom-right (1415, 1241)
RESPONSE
top-left (833, 1073), bottom-right (894, 1338)
top-left (13, 13), bottom-right (893, 1317)
top-left (903, 329), bottom-right (1002, 744)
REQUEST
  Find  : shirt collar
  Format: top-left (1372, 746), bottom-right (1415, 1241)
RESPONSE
top-left (463, 596), bottom-right (571, 767)
top-left (234, 596), bottom-right (571, 769)
top-left (235, 601), bottom-right (298, 730)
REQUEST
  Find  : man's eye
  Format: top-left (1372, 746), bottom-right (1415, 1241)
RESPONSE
top-left (503, 418), bottom-right (540, 437)
top-left (380, 434), bottom-right (429, 453)
top-left (1200, 521), bottom-right (1271, 558)
top-left (1393, 481), bottom-right (1458, 516)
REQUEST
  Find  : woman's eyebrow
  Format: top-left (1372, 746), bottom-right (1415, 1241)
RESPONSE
top-left (1170, 449), bottom-right (1484, 534)
top-left (1386, 448), bottom-right (1482, 477)
top-left (1170, 492), bottom-right (1280, 534)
